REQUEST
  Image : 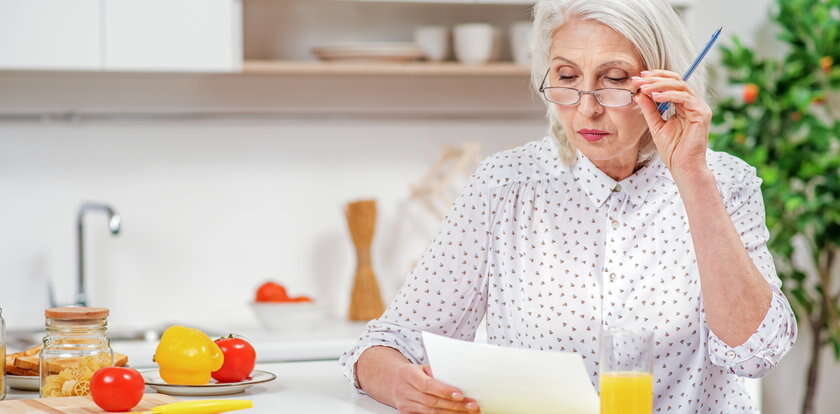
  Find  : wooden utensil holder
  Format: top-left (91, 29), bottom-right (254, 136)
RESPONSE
top-left (346, 199), bottom-right (385, 321)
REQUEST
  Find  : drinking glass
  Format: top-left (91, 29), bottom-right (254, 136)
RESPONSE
top-left (599, 327), bottom-right (654, 414)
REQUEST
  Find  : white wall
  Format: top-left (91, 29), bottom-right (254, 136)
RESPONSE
top-left (0, 118), bottom-right (542, 330)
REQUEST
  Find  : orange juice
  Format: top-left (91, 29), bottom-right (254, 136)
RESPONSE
top-left (600, 371), bottom-right (653, 414)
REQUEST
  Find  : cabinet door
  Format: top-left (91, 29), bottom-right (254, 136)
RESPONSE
top-left (0, 0), bottom-right (102, 70)
top-left (103, 0), bottom-right (241, 72)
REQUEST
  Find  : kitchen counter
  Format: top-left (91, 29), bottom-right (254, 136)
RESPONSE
top-left (8, 319), bottom-right (370, 369)
top-left (113, 319), bottom-right (369, 368)
top-left (6, 360), bottom-right (395, 413)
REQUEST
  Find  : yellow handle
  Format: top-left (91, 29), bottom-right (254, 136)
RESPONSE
top-left (150, 399), bottom-right (253, 414)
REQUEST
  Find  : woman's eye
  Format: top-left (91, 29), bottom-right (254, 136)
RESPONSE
top-left (558, 75), bottom-right (577, 81)
top-left (606, 77), bottom-right (628, 83)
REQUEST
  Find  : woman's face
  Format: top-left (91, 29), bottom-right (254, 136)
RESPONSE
top-left (546, 19), bottom-right (649, 166)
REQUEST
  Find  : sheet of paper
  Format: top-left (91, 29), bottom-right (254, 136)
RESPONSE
top-left (422, 331), bottom-right (599, 414)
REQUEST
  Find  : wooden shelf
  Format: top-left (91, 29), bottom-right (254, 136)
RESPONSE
top-left (243, 60), bottom-right (531, 76)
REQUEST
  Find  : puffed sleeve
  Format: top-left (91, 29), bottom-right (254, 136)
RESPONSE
top-left (338, 168), bottom-right (500, 393)
top-left (706, 165), bottom-right (798, 378)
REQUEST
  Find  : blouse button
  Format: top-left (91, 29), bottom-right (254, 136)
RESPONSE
top-left (612, 184), bottom-right (622, 192)
top-left (611, 220), bottom-right (620, 230)
top-left (609, 273), bottom-right (616, 282)
top-left (725, 350), bottom-right (737, 358)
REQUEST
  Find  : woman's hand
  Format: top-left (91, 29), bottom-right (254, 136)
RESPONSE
top-left (631, 70), bottom-right (713, 179)
top-left (391, 364), bottom-right (481, 414)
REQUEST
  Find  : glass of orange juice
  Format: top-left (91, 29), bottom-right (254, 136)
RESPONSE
top-left (599, 327), bottom-right (654, 414)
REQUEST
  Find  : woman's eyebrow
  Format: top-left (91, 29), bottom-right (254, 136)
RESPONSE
top-left (550, 57), bottom-right (635, 71)
top-left (596, 60), bottom-right (634, 71)
top-left (551, 56), bottom-right (578, 67)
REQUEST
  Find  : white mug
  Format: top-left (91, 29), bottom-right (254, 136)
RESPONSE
top-left (454, 23), bottom-right (497, 65)
top-left (510, 21), bottom-right (532, 65)
top-left (414, 26), bottom-right (450, 62)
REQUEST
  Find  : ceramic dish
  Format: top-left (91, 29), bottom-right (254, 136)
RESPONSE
top-left (7, 374), bottom-right (40, 391)
top-left (250, 301), bottom-right (326, 331)
top-left (311, 42), bottom-right (425, 62)
top-left (139, 369), bottom-right (276, 396)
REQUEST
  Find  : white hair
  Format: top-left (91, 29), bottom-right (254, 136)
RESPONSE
top-left (529, 0), bottom-right (706, 165)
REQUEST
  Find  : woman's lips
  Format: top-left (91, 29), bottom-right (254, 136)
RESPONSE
top-left (578, 129), bottom-right (610, 142)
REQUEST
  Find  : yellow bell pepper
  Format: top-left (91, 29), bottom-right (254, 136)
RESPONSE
top-left (154, 326), bottom-right (224, 385)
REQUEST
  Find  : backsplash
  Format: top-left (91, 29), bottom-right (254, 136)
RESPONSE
top-left (0, 118), bottom-right (543, 330)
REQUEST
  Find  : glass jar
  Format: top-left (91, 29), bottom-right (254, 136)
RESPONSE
top-left (40, 307), bottom-right (113, 398)
top-left (1, 306), bottom-right (6, 400)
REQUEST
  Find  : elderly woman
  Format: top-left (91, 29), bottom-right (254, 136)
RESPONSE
top-left (339, 0), bottom-right (797, 412)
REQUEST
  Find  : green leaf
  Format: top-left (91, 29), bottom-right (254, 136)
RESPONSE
top-left (712, 0), bottom-right (840, 363)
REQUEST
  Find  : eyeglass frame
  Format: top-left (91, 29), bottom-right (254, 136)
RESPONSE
top-left (537, 67), bottom-right (638, 107)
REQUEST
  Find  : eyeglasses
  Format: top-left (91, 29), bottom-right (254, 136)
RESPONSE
top-left (538, 67), bottom-right (637, 107)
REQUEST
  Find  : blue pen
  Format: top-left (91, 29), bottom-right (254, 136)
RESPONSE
top-left (657, 27), bottom-right (723, 115)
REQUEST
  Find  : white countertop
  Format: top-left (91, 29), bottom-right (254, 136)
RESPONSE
top-left (4, 319), bottom-right (370, 369)
top-left (112, 320), bottom-right (369, 368)
top-left (6, 360), bottom-right (395, 414)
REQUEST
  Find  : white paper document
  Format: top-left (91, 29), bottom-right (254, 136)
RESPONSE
top-left (422, 331), bottom-right (599, 414)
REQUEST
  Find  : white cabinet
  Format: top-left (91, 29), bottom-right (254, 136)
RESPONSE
top-left (0, 0), bottom-right (241, 72)
top-left (104, 0), bottom-right (242, 72)
top-left (0, 0), bottom-right (102, 70)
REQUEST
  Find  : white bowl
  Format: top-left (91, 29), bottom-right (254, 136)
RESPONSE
top-left (250, 301), bottom-right (326, 331)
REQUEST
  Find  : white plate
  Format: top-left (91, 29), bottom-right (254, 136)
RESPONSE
top-left (312, 42), bottom-right (425, 62)
top-left (7, 375), bottom-right (40, 391)
top-left (139, 369), bottom-right (276, 396)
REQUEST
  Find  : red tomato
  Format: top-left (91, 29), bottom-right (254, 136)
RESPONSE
top-left (255, 281), bottom-right (288, 302)
top-left (212, 336), bottom-right (257, 383)
top-left (91, 367), bottom-right (145, 412)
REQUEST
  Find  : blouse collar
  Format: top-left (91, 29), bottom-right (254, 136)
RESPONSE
top-left (568, 146), bottom-right (671, 208)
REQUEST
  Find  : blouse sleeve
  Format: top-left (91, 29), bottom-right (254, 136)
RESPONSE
top-left (706, 167), bottom-right (798, 378)
top-left (338, 169), bottom-right (500, 393)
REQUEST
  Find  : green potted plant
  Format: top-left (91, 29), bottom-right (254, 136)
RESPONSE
top-left (710, 1), bottom-right (839, 413)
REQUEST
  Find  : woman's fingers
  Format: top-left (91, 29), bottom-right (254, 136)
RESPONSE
top-left (634, 93), bottom-right (665, 133)
top-left (410, 394), bottom-right (481, 412)
top-left (398, 403), bottom-right (479, 414)
top-left (639, 78), bottom-right (692, 95)
top-left (406, 365), bottom-right (480, 412)
top-left (641, 69), bottom-right (681, 79)
top-left (411, 366), bottom-right (463, 401)
top-left (650, 91), bottom-right (712, 123)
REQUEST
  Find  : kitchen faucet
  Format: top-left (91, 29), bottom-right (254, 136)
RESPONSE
top-left (76, 202), bottom-right (121, 306)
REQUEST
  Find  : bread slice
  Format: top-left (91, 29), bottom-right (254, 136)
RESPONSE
top-left (14, 354), bottom-right (39, 371)
top-left (5, 345), bottom-right (128, 375)
top-left (114, 353), bottom-right (128, 367)
top-left (6, 364), bottom-right (38, 376)
top-left (22, 345), bottom-right (42, 356)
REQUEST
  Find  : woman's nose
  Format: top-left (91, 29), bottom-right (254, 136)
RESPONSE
top-left (577, 92), bottom-right (604, 118)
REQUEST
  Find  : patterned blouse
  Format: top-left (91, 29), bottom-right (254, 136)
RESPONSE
top-left (340, 136), bottom-right (797, 414)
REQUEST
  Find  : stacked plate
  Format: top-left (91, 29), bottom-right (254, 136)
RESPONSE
top-left (311, 42), bottom-right (426, 62)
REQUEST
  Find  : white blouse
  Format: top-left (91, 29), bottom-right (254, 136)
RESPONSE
top-left (340, 137), bottom-right (797, 414)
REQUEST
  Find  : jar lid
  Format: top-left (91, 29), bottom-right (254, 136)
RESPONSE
top-left (45, 307), bottom-right (109, 320)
